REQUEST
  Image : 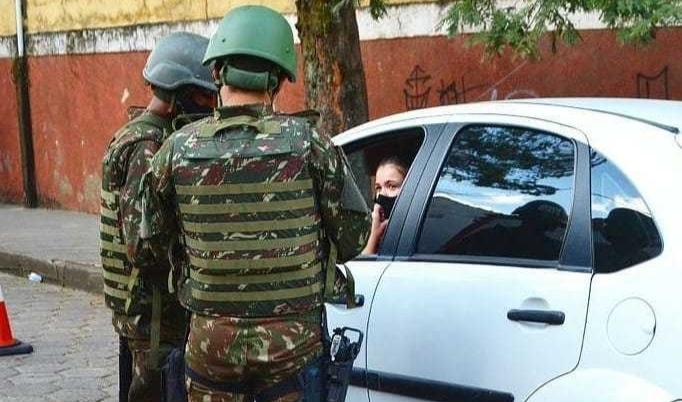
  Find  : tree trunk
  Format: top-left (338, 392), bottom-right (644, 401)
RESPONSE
top-left (295, 0), bottom-right (369, 136)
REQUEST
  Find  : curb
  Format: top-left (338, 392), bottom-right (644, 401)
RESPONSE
top-left (0, 251), bottom-right (103, 294)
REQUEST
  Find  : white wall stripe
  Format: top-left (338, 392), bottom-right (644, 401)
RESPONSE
top-left (0, 3), bottom-right (612, 59)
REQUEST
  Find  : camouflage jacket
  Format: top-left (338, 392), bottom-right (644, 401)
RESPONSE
top-left (100, 111), bottom-right (184, 339)
top-left (135, 104), bottom-right (370, 317)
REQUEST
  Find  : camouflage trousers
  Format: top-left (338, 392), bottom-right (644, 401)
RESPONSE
top-left (113, 308), bottom-right (186, 402)
top-left (125, 338), bottom-right (176, 402)
top-left (185, 309), bottom-right (323, 402)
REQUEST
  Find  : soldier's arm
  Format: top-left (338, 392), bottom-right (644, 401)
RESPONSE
top-left (309, 128), bottom-right (371, 263)
top-left (119, 140), bottom-right (170, 272)
top-left (127, 139), bottom-right (177, 270)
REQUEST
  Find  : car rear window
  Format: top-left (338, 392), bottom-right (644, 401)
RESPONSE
top-left (590, 150), bottom-right (662, 273)
top-left (417, 125), bottom-right (575, 262)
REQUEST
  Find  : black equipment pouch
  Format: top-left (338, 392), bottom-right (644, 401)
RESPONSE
top-left (160, 312), bottom-right (191, 402)
top-left (119, 336), bottom-right (132, 402)
top-left (255, 325), bottom-right (363, 402)
top-left (325, 327), bottom-right (363, 402)
top-left (161, 347), bottom-right (186, 402)
top-left (255, 356), bottom-right (326, 402)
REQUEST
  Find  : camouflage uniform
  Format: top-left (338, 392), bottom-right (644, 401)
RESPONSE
top-left (100, 111), bottom-right (186, 402)
top-left (137, 104), bottom-right (370, 401)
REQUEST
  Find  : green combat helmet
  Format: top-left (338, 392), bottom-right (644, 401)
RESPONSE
top-left (143, 31), bottom-right (217, 95)
top-left (202, 5), bottom-right (296, 90)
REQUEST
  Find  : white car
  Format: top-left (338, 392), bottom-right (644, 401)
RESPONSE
top-left (326, 98), bottom-right (682, 402)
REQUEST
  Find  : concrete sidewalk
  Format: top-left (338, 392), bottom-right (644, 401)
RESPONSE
top-left (0, 204), bottom-right (102, 294)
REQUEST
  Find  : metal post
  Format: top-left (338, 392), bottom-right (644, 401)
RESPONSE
top-left (14, 0), bottom-right (37, 208)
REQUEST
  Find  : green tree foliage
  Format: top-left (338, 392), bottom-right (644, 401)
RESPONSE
top-left (438, 0), bottom-right (682, 58)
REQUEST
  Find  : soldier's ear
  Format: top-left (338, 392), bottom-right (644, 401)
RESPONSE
top-left (211, 61), bottom-right (222, 87)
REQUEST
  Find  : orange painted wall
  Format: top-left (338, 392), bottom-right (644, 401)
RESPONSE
top-left (24, 50), bottom-right (305, 213)
top-left (7, 28), bottom-right (682, 213)
top-left (0, 59), bottom-right (23, 204)
top-left (28, 52), bottom-right (150, 211)
top-left (362, 29), bottom-right (680, 118)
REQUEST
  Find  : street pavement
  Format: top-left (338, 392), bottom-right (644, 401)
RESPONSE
top-left (0, 272), bottom-right (117, 402)
top-left (0, 204), bottom-right (102, 294)
top-left (0, 204), bottom-right (117, 402)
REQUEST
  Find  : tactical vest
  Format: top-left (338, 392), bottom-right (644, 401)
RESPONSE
top-left (100, 114), bottom-right (169, 315)
top-left (173, 114), bottom-right (325, 317)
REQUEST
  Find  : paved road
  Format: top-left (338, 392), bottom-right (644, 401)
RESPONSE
top-left (0, 272), bottom-right (117, 402)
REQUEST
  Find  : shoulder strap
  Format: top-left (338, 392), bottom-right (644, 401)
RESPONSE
top-left (198, 115), bottom-right (282, 138)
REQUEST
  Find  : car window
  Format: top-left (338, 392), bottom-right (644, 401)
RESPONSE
top-left (343, 127), bottom-right (424, 207)
top-left (417, 125), bottom-right (575, 262)
top-left (590, 151), bottom-right (662, 273)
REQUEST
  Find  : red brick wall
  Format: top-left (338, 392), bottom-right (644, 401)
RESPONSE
top-left (362, 29), bottom-right (680, 118)
top-left (0, 59), bottom-right (23, 204)
top-left (2, 27), bottom-right (681, 212)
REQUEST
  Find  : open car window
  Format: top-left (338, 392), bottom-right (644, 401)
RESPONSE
top-left (342, 127), bottom-right (425, 208)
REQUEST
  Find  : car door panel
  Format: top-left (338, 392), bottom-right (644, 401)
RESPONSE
top-left (325, 260), bottom-right (392, 402)
top-left (365, 116), bottom-right (593, 402)
top-left (366, 262), bottom-right (590, 402)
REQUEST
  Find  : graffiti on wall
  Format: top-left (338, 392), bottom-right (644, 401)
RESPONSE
top-left (637, 66), bottom-right (669, 99)
top-left (404, 65), bottom-right (432, 110)
top-left (403, 65), bottom-right (539, 111)
top-left (437, 77), bottom-right (488, 105)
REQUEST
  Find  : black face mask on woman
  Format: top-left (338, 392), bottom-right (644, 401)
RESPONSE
top-left (374, 194), bottom-right (397, 218)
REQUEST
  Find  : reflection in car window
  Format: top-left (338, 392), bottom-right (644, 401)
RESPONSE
top-left (590, 151), bottom-right (662, 273)
top-left (417, 125), bottom-right (575, 261)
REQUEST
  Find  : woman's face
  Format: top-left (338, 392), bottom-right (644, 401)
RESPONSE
top-left (374, 163), bottom-right (405, 198)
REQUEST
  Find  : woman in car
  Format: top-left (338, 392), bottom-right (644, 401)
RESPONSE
top-left (362, 156), bottom-right (408, 254)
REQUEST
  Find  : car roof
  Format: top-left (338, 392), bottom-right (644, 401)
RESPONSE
top-left (335, 97), bottom-right (682, 144)
top-left (508, 98), bottom-right (681, 133)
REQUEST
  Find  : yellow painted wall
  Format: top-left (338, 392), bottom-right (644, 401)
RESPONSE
top-left (0, 0), bottom-right (17, 37)
top-left (27, 0), bottom-right (207, 33)
top-left (0, 0), bottom-right (435, 36)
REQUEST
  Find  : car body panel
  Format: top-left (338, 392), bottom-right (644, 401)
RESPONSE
top-left (527, 368), bottom-right (674, 402)
top-left (328, 99), bottom-right (682, 401)
top-left (325, 260), bottom-right (392, 402)
top-left (367, 263), bottom-right (590, 402)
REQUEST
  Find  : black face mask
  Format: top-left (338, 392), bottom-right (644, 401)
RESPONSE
top-left (374, 194), bottom-right (397, 218)
top-left (176, 97), bottom-right (213, 115)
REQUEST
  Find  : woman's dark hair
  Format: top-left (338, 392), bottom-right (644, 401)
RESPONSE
top-left (377, 155), bottom-right (409, 177)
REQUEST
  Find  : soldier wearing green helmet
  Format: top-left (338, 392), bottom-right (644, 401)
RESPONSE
top-left (133, 5), bottom-right (370, 402)
top-left (100, 31), bottom-right (216, 402)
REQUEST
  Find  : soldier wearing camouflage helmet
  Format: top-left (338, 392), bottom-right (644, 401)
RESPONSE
top-left (133, 5), bottom-right (371, 402)
top-left (99, 31), bottom-right (217, 402)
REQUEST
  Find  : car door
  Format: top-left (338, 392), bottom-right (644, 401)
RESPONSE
top-left (327, 123), bottom-right (446, 402)
top-left (363, 116), bottom-right (593, 402)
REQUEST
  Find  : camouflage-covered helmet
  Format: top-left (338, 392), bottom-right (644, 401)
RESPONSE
top-left (143, 32), bottom-right (216, 93)
top-left (202, 5), bottom-right (297, 83)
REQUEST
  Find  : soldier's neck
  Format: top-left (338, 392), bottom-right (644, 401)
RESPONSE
top-left (146, 95), bottom-right (174, 118)
top-left (220, 85), bottom-right (269, 107)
